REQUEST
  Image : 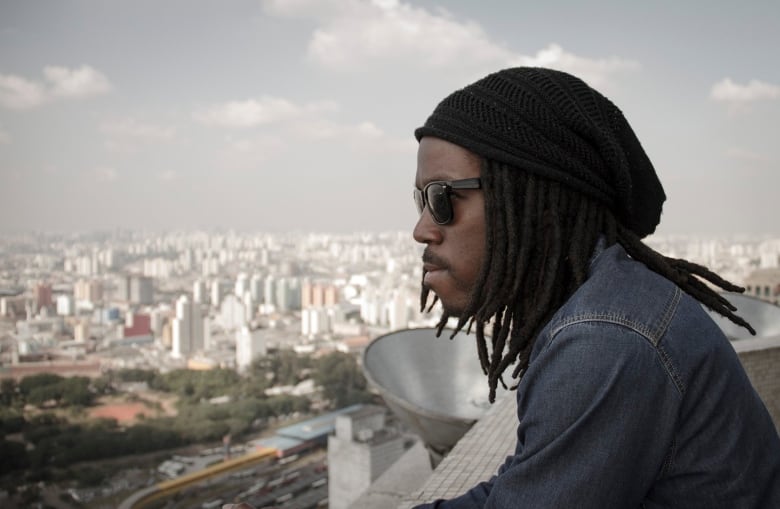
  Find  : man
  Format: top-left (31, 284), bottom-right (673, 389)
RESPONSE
top-left (411, 67), bottom-right (780, 508)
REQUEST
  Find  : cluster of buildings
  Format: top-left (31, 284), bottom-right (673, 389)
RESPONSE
top-left (0, 231), bottom-right (779, 380)
top-left (0, 230), bottom-right (440, 378)
top-left (646, 235), bottom-right (780, 305)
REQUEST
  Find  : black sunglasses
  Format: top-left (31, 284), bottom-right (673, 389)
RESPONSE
top-left (413, 178), bottom-right (482, 225)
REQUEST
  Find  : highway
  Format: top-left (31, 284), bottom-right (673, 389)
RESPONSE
top-left (118, 447), bottom-right (278, 509)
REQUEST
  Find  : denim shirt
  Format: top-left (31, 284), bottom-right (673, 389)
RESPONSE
top-left (414, 244), bottom-right (780, 508)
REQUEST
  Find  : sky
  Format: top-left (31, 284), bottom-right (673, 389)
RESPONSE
top-left (0, 0), bottom-right (778, 235)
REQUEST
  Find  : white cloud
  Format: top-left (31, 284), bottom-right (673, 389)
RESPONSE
top-left (711, 78), bottom-right (780, 102)
top-left (0, 126), bottom-right (10, 144)
top-left (263, 0), bottom-right (638, 86)
top-left (194, 97), bottom-right (338, 128)
top-left (197, 91), bottom-right (414, 170)
top-left (511, 44), bottom-right (640, 87)
top-left (0, 65), bottom-right (111, 109)
top-left (195, 94), bottom-right (383, 142)
top-left (0, 73), bottom-right (46, 109)
top-left (205, 97), bottom-right (414, 171)
top-left (44, 65), bottom-right (111, 98)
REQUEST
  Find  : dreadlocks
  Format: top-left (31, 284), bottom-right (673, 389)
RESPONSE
top-left (421, 159), bottom-right (755, 403)
top-left (414, 66), bottom-right (756, 402)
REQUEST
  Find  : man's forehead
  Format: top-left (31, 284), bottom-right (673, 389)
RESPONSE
top-left (416, 137), bottom-right (480, 184)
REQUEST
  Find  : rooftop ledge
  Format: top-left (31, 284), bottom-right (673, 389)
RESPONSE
top-left (730, 334), bottom-right (780, 354)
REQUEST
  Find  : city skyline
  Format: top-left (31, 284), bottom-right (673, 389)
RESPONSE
top-left (1, 0), bottom-right (779, 235)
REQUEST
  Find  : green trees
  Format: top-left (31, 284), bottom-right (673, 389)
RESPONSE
top-left (22, 418), bottom-right (186, 469)
top-left (15, 373), bottom-right (94, 408)
top-left (0, 348), bottom-right (376, 484)
top-left (0, 439), bottom-right (27, 475)
top-left (1, 378), bottom-right (17, 406)
top-left (313, 352), bottom-right (374, 408)
top-left (151, 368), bottom-right (242, 402)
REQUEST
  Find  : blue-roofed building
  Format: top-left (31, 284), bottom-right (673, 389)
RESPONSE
top-left (251, 404), bottom-right (366, 457)
top-left (275, 404), bottom-right (364, 443)
top-left (251, 435), bottom-right (305, 458)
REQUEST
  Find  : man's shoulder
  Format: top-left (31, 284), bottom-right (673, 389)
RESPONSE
top-left (550, 243), bottom-right (684, 342)
top-left (538, 243), bottom-right (735, 363)
top-left (537, 243), bottom-right (738, 379)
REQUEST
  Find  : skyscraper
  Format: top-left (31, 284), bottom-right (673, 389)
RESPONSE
top-left (235, 273), bottom-right (249, 298)
top-left (236, 325), bottom-right (266, 372)
top-left (74, 279), bottom-right (103, 305)
top-left (34, 282), bottom-right (53, 312)
top-left (118, 275), bottom-right (154, 305)
top-left (130, 275), bottom-right (154, 305)
top-left (172, 295), bottom-right (204, 358)
top-left (193, 279), bottom-right (207, 304)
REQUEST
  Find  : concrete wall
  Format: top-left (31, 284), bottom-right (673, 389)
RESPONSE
top-left (734, 336), bottom-right (780, 432)
top-left (328, 434), bottom-right (371, 509)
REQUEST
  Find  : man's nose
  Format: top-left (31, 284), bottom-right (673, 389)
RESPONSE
top-left (413, 208), bottom-right (443, 245)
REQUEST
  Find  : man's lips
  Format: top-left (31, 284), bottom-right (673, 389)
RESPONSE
top-left (422, 250), bottom-right (449, 288)
top-left (423, 262), bottom-right (443, 273)
top-left (422, 249), bottom-right (449, 273)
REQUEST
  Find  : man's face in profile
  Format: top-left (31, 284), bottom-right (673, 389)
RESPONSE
top-left (413, 137), bottom-right (486, 317)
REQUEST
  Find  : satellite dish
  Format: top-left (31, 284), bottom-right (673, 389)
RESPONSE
top-left (362, 328), bottom-right (501, 457)
top-left (708, 293), bottom-right (780, 341)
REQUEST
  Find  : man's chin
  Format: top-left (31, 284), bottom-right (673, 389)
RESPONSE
top-left (438, 298), bottom-right (467, 318)
top-left (423, 285), bottom-right (469, 317)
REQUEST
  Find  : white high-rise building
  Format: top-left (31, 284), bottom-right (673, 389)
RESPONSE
top-left (235, 273), bottom-right (249, 298)
top-left (361, 287), bottom-right (381, 326)
top-left (275, 277), bottom-right (301, 312)
top-left (301, 307), bottom-right (333, 337)
top-left (210, 279), bottom-right (225, 308)
top-left (242, 291), bottom-right (255, 322)
top-left (120, 275), bottom-right (154, 305)
top-left (193, 279), bottom-right (207, 304)
top-left (250, 274), bottom-right (263, 302)
top-left (179, 248), bottom-right (193, 272)
top-left (202, 256), bottom-right (220, 277)
top-left (56, 294), bottom-right (74, 316)
top-left (74, 319), bottom-right (90, 342)
top-left (218, 294), bottom-right (247, 331)
top-left (100, 248), bottom-right (115, 269)
top-left (172, 295), bottom-right (205, 358)
top-left (76, 256), bottom-right (94, 276)
top-left (203, 316), bottom-right (212, 351)
top-left (263, 276), bottom-right (276, 306)
top-left (74, 279), bottom-right (103, 306)
top-left (236, 326), bottom-right (266, 372)
top-left (143, 258), bottom-right (173, 278)
top-left (387, 289), bottom-right (411, 331)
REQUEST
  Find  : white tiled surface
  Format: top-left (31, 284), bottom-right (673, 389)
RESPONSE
top-left (399, 392), bottom-right (517, 508)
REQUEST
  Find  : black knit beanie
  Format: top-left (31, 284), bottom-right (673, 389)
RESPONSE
top-left (415, 67), bottom-right (665, 238)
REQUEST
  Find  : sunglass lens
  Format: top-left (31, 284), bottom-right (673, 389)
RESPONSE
top-left (427, 183), bottom-right (452, 224)
top-left (413, 189), bottom-right (424, 215)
